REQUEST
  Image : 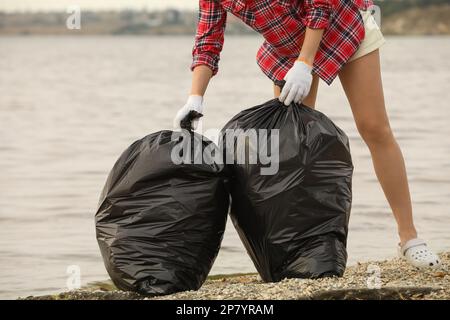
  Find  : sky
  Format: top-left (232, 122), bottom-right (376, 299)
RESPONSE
top-left (0, 0), bottom-right (198, 12)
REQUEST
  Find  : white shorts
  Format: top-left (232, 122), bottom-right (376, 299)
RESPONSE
top-left (348, 10), bottom-right (386, 63)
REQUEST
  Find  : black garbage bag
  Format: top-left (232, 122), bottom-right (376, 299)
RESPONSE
top-left (221, 98), bottom-right (353, 282)
top-left (95, 128), bottom-right (229, 296)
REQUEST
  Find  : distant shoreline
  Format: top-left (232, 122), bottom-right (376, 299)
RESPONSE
top-left (1, 34), bottom-right (449, 37)
top-left (1, 4), bottom-right (449, 36)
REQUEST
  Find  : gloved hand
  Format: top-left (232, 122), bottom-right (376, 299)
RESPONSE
top-left (278, 60), bottom-right (313, 106)
top-left (173, 95), bottom-right (204, 130)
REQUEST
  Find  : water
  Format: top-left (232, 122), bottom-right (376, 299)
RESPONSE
top-left (0, 36), bottom-right (449, 299)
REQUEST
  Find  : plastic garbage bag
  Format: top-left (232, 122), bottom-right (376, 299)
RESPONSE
top-left (95, 127), bottom-right (229, 296)
top-left (221, 97), bottom-right (353, 282)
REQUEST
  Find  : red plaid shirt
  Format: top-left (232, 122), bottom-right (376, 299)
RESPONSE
top-left (192, 0), bottom-right (373, 85)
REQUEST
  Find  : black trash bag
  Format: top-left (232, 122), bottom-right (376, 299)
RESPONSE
top-left (95, 128), bottom-right (229, 296)
top-left (221, 98), bottom-right (353, 282)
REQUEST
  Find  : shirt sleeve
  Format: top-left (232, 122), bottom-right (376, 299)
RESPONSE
top-left (191, 0), bottom-right (227, 76)
top-left (301, 0), bottom-right (334, 30)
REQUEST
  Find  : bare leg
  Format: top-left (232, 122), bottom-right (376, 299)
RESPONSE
top-left (274, 75), bottom-right (320, 109)
top-left (339, 50), bottom-right (417, 245)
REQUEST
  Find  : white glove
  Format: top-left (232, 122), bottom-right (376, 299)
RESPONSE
top-left (278, 60), bottom-right (313, 106)
top-left (173, 95), bottom-right (204, 130)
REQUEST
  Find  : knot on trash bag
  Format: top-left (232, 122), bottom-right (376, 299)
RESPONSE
top-left (274, 80), bottom-right (305, 107)
top-left (180, 110), bottom-right (203, 131)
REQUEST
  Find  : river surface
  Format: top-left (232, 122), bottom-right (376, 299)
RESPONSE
top-left (1, 36), bottom-right (449, 299)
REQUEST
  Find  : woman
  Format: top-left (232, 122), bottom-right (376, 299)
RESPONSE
top-left (174, 0), bottom-right (440, 268)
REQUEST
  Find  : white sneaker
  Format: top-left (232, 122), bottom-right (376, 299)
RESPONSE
top-left (398, 238), bottom-right (441, 269)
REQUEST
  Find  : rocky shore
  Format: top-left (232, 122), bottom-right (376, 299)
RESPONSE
top-left (24, 252), bottom-right (450, 300)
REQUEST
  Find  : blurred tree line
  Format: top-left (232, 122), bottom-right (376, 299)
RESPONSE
top-left (374, 0), bottom-right (450, 16)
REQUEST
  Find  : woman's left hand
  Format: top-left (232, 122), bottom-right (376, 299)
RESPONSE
top-left (279, 60), bottom-right (313, 106)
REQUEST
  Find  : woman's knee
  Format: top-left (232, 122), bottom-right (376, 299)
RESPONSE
top-left (274, 84), bottom-right (281, 98)
top-left (357, 120), bottom-right (394, 146)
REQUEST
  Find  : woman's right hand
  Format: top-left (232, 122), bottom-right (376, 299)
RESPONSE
top-left (174, 65), bottom-right (212, 130)
top-left (173, 95), bottom-right (204, 130)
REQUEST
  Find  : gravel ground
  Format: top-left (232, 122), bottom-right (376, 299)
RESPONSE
top-left (24, 252), bottom-right (450, 300)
